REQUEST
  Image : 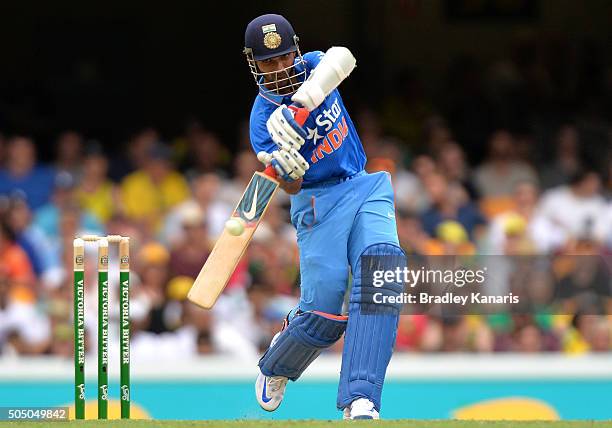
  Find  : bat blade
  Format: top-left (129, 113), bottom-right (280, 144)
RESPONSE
top-left (187, 171), bottom-right (279, 309)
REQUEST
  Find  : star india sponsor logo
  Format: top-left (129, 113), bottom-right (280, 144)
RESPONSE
top-left (307, 97), bottom-right (349, 163)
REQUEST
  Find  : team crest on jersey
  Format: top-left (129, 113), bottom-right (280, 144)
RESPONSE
top-left (306, 97), bottom-right (349, 163)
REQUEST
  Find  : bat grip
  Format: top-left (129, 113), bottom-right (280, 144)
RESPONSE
top-left (288, 104), bottom-right (309, 126)
top-left (264, 165), bottom-right (277, 179)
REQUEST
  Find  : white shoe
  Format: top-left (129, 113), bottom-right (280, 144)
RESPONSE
top-left (255, 332), bottom-right (287, 411)
top-left (343, 407), bottom-right (351, 420)
top-left (344, 398), bottom-right (380, 420)
top-left (255, 371), bottom-right (288, 411)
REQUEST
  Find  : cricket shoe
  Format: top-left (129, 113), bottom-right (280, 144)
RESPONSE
top-left (255, 332), bottom-right (288, 411)
top-left (343, 398), bottom-right (380, 420)
top-left (256, 372), bottom-right (288, 411)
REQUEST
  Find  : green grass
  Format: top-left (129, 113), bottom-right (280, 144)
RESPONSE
top-left (1, 421), bottom-right (612, 428)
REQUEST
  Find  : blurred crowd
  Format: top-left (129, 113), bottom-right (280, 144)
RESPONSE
top-left (1, 35), bottom-right (611, 359)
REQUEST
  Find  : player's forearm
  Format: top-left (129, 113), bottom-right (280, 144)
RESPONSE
top-left (279, 177), bottom-right (302, 194)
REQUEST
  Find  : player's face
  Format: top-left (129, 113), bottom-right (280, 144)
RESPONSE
top-left (256, 52), bottom-right (297, 95)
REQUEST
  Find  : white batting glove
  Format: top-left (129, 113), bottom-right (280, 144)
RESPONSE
top-left (266, 105), bottom-right (307, 150)
top-left (291, 47), bottom-right (356, 110)
top-left (257, 149), bottom-right (309, 182)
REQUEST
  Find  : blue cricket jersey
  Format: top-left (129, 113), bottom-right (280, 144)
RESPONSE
top-left (249, 51), bottom-right (366, 185)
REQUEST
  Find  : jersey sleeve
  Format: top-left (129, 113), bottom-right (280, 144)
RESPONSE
top-left (302, 50), bottom-right (325, 73)
top-left (249, 101), bottom-right (276, 155)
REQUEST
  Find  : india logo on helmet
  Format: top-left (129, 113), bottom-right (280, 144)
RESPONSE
top-left (263, 32), bottom-right (282, 49)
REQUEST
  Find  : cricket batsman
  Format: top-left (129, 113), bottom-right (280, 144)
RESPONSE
top-left (245, 14), bottom-right (405, 419)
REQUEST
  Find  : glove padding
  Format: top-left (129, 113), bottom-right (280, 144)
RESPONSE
top-left (257, 148), bottom-right (309, 182)
top-left (266, 105), bottom-right (307, 151)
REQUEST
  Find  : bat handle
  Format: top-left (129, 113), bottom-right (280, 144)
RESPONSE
top-left (288, 104), bottom-right (309, 126)
top-left (264, 164), bottom-right (277, 179)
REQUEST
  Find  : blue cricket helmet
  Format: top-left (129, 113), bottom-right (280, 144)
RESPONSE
top-left (244, 14), bottom-right (306, 95)
top-left (244, 14), bottom-right (299, 61)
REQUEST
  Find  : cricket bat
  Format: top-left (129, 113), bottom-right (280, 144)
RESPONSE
top-left (187, 47), bottom-right (356, 309)
top-left (187, 165), bottom-right (280, 309)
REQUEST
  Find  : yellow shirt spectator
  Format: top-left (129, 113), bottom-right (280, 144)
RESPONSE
top-left (76, 181), bottom-right (115, 223)
top-left (121, 169), bottom-right (190, 228)
top-left (563, 327), bottom-right (590, 354)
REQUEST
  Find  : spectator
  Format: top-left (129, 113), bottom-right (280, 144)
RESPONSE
top-left (55, 205), bottom-right (90, 273)
top-left (182, 129), bottom-right (230, 178)
top-left (514, 324), bottom-right (544, 353)
top-left (254, 199), bottom-right (296, 253)
top-left (412, 154), bottom-right (437, 182)
top-left (0, 274), bottom-right (51, 356)
top-left (422, 116), bottom-right (453, 157)
top-left (169, 206), bottom-right (211, 278)
top-left (554, 239), bottom-right (611, 313)
top-left (484, 181), bottom-right (555, 254)
top-left (0, 136), bottom-right (56, 210)
top-left (594, 202), bottom-right (612, 250)
top-left (395, 315), bottom-right (429, 351)
top-left (121, 142), bottom-right (190, 236)
top-left (54, 130), bottom-right (84, 180)
top-left (420, 173), bottom-right (486, 240)
top-left (422, 220), bottom-right (476, 255)
top-left (368, 143), bottom-right (428, 213)
top-left (473, 130), bottom-right (538, 199)
top-left (76, 142), bottom-right (120, 224)
top-left (439, 317), bottom-right (470, 352)
top-left (109, 128), bottom-right (159, 182)
top-left (357, 108), bottom-right (387, 160)
top-left (435, 142), bottom-right (478, 201)
top-left (396, 209), bottom-right (429, 255)
top-left (33, 171), bottom-right (104, 241)
top-left (6, 196), bottom-right (61, 286)
top-left (133, 242), bottom-right (172, 334)
top-left (563, 314), bottom-right (604, 354)
top-left (537, 169), bottom-right (607, 249)
top-left (589, 318), bottom-right (611, 352)
top-left (539, 125), bottom-right (583, 189)
top-left (180, 302), bottom-right (215, 355)
top-left (218, 150), bottom-right (265, 206)
top-left (0, 221), bottom-right (35, 299)
top-left (161, 173), bottom-right (231, 246)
